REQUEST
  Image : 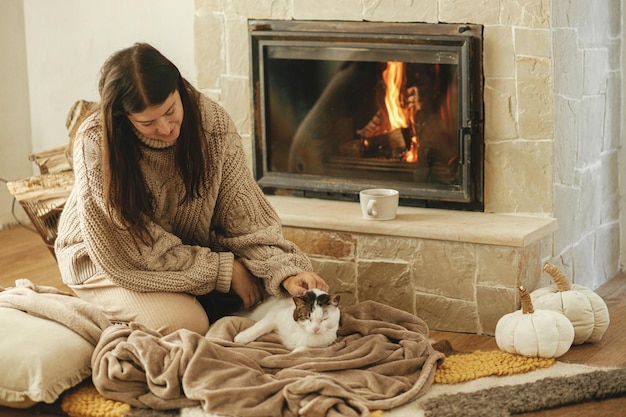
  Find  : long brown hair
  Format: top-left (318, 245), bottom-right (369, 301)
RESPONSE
top-left (98, 42), bottom-right (208, 245)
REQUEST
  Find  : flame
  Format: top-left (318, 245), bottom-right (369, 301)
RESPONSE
top-left (382, 62), bottom-right (409, 130)
top-left (404, 136), bottom-right (419, 163)
top-left (382, 61), bottom-right (419, 163)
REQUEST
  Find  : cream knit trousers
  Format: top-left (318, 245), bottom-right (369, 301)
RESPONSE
top-left (69, 275), bottom-right (210, 335)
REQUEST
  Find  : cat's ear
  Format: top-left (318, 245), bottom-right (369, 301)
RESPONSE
top-left (331, 294), bottom-right (341, 306)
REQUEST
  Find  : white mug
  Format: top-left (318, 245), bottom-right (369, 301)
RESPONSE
top-left (359, 188), bottom-right (399, 220)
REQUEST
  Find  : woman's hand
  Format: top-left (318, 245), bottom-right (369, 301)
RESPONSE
top-left (281, 271), bottom-right (329, 296)
top-left (231, 260), bottom-right (265, 308)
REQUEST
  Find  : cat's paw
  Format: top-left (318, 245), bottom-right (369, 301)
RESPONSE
top-left (233, 329), bottom-right (254, 345)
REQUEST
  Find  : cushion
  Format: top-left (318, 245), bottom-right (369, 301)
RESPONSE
top-left (0, 307), bottom-right (94, 408)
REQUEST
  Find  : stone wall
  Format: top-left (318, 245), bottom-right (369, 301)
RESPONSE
top-left (551, 0), bottom-right (622, 289)
top-left (269, 196), bottom-right (555, 334)
top-left (193, 0), bottom-right (623, 332)
top-left (284, 227), bottom-right (550, 334)
top-left (194, 0), bottom-right (555, 215)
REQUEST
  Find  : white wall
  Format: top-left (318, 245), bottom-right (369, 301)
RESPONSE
top-left (23, 0), bottom-right (197, 153)
top-left (0, 0), bottom-right (196, 228)
top-left (0, 0), bottom-right (32, 227)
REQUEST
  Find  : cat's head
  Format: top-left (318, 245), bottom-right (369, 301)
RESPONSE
top-left (292, 288), bottom-right (341, 335)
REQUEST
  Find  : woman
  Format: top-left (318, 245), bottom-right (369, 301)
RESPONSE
top-left (55, 42), bottom-right (328, 335)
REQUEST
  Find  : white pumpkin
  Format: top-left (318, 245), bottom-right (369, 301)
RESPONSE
top-left (495, 286), bottom-right (574, 358)
top-left (531, 263), bottom-right (610, 345)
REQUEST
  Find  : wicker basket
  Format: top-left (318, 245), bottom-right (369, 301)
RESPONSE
top-left (18, 200), bottom-right (65, 259)
top-left (6, 172), bottom-right (74, 259)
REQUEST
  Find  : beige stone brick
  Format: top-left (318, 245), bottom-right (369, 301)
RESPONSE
top-left (595, 222), bottom-right (620, 286)
top-left (483, 26), bottom-right (515, 78)
top-left (195, 0), bottom-right (222, 15)
top-left (577, 165), bottom-right (602, 237)
top-left (439, 0), bottom-right (500, 24)
top-left (517, 240), bottom-right (544, 291)
top-left (357, 261), bottom-right (413, 314)
top-left (501, 0), bottom-right (550, 28)
top-left (574, 236), bottom-right (598, 288)
top-left (221, 0), bottom-right (290, 19)
top-left (484, 141), bottom-right (552, 213)
top-left (475, 245), bottom-right (519, 288)
top-left (484, 78), bottom-right (518, 141)
top-left (553, 95), bottom-right (580, 185)
top-left (552, 29), bottom-right (583, 98)
top-left (515, 28), bottom-right (551, 58)
top-left (221, 76), bottom-right (250, 136)
top-left (362, 0), bottom-right (437, 23)
top-left (357, 235), bottom-right (419, 262)
top-left (551, 0), bottom-right (579, 28)
top-left (578, 95), bottom-right (604, 168)
top-left (600, 151), bottom-right (620, 223)
top-left (293, 0), bottom-right (362, 20)
top-left (194, 10), bottom-right (225, 90)
top-left (283, 228), bottom-right (356, 260)
top-left (414, 292), bottom-right (478, 333)
top-left (310, 258), bottom-right (358, 306)
top-left (517, 56), bottom-right (553, 139)
top-left (476, 286), bottom-right (516, 335)
top-left (411, 240), bottom-right (476, 301)
top-left (553, 184), bottom-right (580, 255)
top-left (225, 16), bottom-right (250, 77)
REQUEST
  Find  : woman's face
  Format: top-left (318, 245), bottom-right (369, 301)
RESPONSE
top-left (127, 90), bottom-right (184, 143)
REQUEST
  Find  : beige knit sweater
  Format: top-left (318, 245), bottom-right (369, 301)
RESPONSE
top-left (54, 95), bottom-right (312, 297)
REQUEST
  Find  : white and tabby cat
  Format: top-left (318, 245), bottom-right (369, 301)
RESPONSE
top-left (234, 288), bottom-right (341, 351)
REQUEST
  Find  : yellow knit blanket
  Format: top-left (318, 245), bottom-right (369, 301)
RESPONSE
top-left (434, 349), bottom-right (555, 384)
top-left (61, 384), bottom-right (130, 417)
top-left (61, 350), bottom-right (555, 417)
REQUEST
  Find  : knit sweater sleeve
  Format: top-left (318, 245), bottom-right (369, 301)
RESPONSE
top-left (208, 109), bottom-right (313, 297)
top-left (55, 114), bottom-right (233, 295)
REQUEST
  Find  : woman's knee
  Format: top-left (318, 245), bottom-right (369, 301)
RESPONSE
top-left (152, 295), bottom-right (210, 335)
top-left (71, 282), bottom-right (209, 335)
top-left (129, 292), bottom-right (210, 335)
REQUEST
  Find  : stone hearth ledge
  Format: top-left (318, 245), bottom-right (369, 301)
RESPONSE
top-left (267, 195), bottom-right (557, 247)
top-left (268, 195), bottom-right (556, 334)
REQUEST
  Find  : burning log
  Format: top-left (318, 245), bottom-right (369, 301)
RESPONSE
top-left (357, 63), bottom-right (423, 162)
top-left (356, 110), bottom-right (385, 138)
top-left (361, 128), bottom-right (410, 159)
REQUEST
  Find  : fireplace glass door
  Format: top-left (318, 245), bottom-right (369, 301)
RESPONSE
top-left (249, 20), bottom-right (484, 210)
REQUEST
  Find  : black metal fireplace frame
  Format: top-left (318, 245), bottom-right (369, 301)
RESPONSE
top-left (249, 20), bottom-right (484, 211)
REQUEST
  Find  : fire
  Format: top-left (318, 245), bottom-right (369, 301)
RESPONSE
top-left (382, 62), bottom-right (409, 130)
top-left (357, 61), bottom-right (421, 163)
top-left (381, 62), bottom-right (419, 163)
top-left (404, 137), bottom-right (419, 163)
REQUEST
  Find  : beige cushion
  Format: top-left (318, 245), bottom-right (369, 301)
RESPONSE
top-left (0, 307), bottom-right (93, 407)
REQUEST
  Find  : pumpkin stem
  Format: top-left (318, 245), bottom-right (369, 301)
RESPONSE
top-left (519, 286), bottom-right (534, 314)
top-left (543, 262), bottom-right (572, 292)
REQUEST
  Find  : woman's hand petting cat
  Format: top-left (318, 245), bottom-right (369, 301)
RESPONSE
top-left (231, 259), bottom-right (265, 308)
top-left (281, 271), bottom-right (329, 296)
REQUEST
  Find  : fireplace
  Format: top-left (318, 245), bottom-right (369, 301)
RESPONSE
top-left (249, 20), bottom-right (484, 211)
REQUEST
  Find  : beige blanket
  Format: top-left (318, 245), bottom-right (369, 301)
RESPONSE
top-left (91, 300), bottom-right (444, 417)
top-left (0, 278), bottom-right (110, 345)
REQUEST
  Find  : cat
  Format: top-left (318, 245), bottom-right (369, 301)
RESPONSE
top-left (233, 288), bottom-right (341, 352)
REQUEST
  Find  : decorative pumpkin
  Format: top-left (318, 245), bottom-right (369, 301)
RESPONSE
top-left (495, 286), bottom-right (574, 358)
top-left (531, 263), bottom-right (610, 345)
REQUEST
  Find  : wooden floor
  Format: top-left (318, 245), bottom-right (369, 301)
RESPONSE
top-left (1, 225), bottom-right (625, 416)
